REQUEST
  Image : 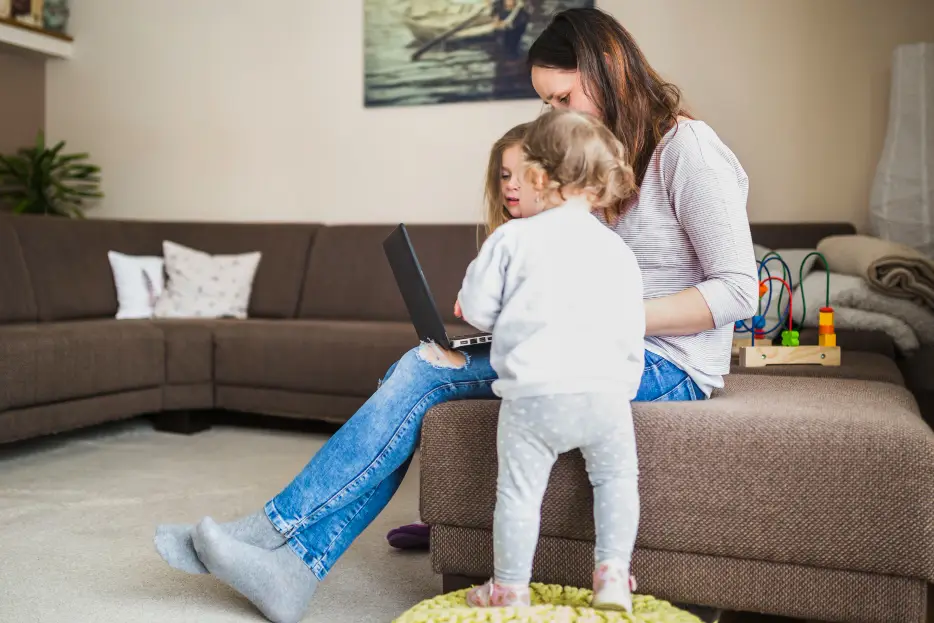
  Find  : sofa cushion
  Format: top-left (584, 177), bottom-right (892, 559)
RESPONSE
top-left (214, 319), bottom-right (424, 396)
top-left (11, 216), bottom-right (147, 321)
top-left (297, 225), bottom-right (480, 323)
top-left (0, 320), bottom-right (165, 406)
top-left (0, 325), bottom-right (39, 411)
top-left (150, 319), bottom-right (216, 385)
top-left (730, 349), bottom-right (904, 386)
top-left (0, 217), bottom-right (37, 323)
top-left (420, 374), bottom-right (934, 583)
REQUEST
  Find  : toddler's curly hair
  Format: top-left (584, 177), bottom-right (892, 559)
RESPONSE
top-left (522, 109), bottom-right (637, 220)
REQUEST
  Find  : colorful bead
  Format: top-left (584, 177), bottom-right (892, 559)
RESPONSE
top-left (781, 330), bottom-right (800, 347)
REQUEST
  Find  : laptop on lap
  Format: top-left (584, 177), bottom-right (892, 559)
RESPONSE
top-left (383, 224), bottom-right (492, 350)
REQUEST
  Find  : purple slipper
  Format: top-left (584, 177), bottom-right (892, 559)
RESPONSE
top-left (387, 522), bottom-right (430, 550)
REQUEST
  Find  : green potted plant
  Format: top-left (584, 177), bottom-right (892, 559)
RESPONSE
top-left (0, 130), bottom-right (103, 218)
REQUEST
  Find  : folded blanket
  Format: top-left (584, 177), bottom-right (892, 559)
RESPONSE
top-left (793, 271), bottom-right (921, 354)
top-left (818, 235), bottom-right (934, 312)
top-left (832, 274), bottom-right (934, 345)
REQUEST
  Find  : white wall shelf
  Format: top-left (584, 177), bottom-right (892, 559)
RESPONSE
top-left (0, 17), bottom-right (72, 59)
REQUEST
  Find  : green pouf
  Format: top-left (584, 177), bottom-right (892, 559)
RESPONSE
top-left (393, 583), bottom-right (704, 623)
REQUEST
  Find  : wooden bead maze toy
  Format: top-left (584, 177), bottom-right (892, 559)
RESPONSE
top-left (734, 251), bottom-right (841, 368)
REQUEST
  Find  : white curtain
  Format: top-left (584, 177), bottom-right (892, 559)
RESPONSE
top-left (869, 42), bottom-right (934, 260)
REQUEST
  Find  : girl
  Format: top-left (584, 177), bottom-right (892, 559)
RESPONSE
top-left (460, 108), bottom-right (644, 612)
top-left (387, 122), bottom-right (530, 552)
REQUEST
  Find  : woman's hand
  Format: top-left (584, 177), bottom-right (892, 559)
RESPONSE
top-left (454, 300), bottom-right (462, 318)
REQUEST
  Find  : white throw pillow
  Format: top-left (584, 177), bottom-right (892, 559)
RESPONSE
top-left (153, 241), bottom-right (262, 319)
top-left (749, 245), bottom-right (822, 337)
top-left (107, 251), bottom-right (165, 319)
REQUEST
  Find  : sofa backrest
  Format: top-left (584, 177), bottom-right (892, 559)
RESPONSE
top-left (9, 215), bottom-right (318, 322)
top-left (298, 224), bottom-right (482, 323)
top-left (0, 216), bottom-right (38, 323)
top-left (137, 221), bottom-right (319, 319)
top-left (2, 216), bottom-right (861, 326)
top-left (749, 222), bottom-right (855, 252)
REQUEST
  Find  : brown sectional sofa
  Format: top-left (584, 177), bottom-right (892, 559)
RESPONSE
top-left (2, 215), bottom-right (933, 623)
top-left (0, 214), bottom-right (478, 442)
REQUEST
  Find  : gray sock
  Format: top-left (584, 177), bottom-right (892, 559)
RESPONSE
top-left (154, 509), bottom-right (285, 574)
top-left (192, 516), bottom-right (318, 623)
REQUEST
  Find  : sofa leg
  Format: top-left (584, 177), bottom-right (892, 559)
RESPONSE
top-left (151, 410), bottom-right (212, 435)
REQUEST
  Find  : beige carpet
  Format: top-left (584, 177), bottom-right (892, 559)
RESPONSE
top-left (0, 420), bottom-right (437, 623)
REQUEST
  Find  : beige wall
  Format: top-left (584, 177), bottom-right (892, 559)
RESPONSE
top-left (0, 49), bottom-right (44, 156)
top-left (46, 0), bottom-right (934, 227)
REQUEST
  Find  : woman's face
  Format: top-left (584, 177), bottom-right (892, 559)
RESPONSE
top-left (530, 66), bottom-right (602, 119)
top-left (501, 144), bottom-right (541, 219)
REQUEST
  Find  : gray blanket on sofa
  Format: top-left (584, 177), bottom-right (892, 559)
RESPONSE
top-left (818, 235), bottom-right (934, 312)
top-left (794, 271), bottom-right (934, 354)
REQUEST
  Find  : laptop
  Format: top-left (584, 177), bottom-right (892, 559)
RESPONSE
top-left (383, 224), bottom-right (493, 350)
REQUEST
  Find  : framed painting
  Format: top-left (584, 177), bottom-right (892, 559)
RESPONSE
top-left (364, 0), bottom-right (595, 108)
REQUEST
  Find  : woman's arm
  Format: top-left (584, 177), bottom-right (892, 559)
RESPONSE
top-left (647, 148), bottom-right (758, 337)
top-left (644, 287), bottom-right (715, 337)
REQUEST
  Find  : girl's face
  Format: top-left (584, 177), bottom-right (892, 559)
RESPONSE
top-left (501, 144), bottom-right (542, 219)
top-left (530, 67), bottom-right (602, 119)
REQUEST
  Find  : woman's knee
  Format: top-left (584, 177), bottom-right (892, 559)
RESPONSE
top-left (378, 344), bottom-right (467, 389)
top-left (414, 342), bottom-right (467, 369)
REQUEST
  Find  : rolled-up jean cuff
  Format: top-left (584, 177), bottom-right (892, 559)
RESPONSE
top-left (265, 500), bottom-right (329, 580)
top-left (264, 499), bottom-right (297, 537)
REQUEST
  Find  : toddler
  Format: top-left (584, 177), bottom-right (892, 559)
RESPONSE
top-left (458, 109), bottom-right (645, 612)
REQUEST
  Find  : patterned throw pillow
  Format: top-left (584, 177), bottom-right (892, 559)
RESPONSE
top-left (107, 251), bottom-right (165, 319)
top-left (153, 241), bottom-right (262, 319)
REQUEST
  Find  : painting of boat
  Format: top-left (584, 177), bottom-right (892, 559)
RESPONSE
top-left (401, 0), bottom-right (499, 46)
top-left (364, 0), bottom-right (594, 108)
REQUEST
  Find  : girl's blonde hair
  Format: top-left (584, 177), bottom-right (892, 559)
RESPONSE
top-left (483, 122), bottom-right (531, 238)
top-left (522, 109), bottom-right (636, 221)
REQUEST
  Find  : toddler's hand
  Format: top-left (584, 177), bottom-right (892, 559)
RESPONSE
top-left (454, 300), bottom-right (462, 318)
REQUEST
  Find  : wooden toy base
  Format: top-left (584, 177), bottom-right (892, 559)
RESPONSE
top-left (731, 336), bottom-right (771, 358)
top-left (738, 345), bottom-right (841, 368)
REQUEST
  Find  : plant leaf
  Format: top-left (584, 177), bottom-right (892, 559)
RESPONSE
top-left (51, 153), bottom-right (89, 170)
top-left (1, 131), bottom-right (101, 218)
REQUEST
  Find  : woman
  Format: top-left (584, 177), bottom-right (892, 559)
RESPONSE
top-left (154, 8), bottom-right (758, 623)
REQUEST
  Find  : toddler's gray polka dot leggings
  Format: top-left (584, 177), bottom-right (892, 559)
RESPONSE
top-left (492, 392), bottom-right (639, 586)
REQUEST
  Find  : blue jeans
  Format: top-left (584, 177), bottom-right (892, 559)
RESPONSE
top-left (264, 344), bottom-right (703, 580)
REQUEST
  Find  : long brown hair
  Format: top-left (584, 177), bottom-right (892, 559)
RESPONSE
top-left (483, 121), bottom-right (531, 238)
top-left (527, 8), bottom-right (691, 188)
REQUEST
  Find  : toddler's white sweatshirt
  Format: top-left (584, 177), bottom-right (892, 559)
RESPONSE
top-left (457, 197), bottom-right (646, 401)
